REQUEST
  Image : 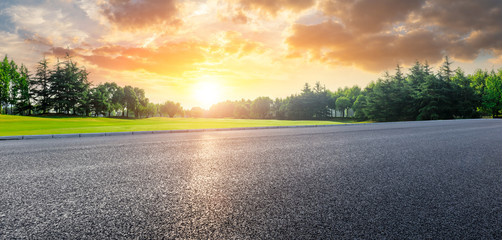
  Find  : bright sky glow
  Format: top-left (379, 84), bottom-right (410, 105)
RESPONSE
top-left (193, 80), bottom-right (223, 109)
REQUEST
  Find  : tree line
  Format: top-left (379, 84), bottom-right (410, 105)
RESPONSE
top-left (353, 58), bottom-right (501, 121)
top-left (1, 55), bottom-right (501, 120)
top-left (201, 57), bottom-right (502, 120)
top-left (0, 55), bottom-right (185, 118)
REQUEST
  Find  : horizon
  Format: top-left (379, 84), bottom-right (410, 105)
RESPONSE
top-left (1, 0), bottom-right (502, 109)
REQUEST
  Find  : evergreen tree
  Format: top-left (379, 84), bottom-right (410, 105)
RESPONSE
top-left (352, 95), bottom-right (367, 120)
top-left (31, 59), bottom-right (52, 114)
top-left (7, 59), bottom-right (20, 114)
top-left (313, 82), bottom-right (331, 119)
top-left (451, 68), bottom-right (478, 118)
top-left (439, 56), bottom-right (453, 81)
top-left (0, 56), bottom-right (31, 115)
top-left (50, 56), bottom-right (89, 114)
top-left (482, 70), bottom-right (502, 117)
top-left (365, 74), bottom-right (402, 121)
top-left (417, 74), bottom-right (453, 120)
top-left (13, 64), bottom-right (31, 115)
top-left (406, 61), bottom-right (428, 119)
top-left (0, 56), bottom-right (11, 114)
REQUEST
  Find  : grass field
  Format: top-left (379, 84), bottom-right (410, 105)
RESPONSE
top-left (0, 115), bottom-right (366, 136)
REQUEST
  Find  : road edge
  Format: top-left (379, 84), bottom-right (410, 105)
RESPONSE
top-left (0, 124), bottom-right (359, 141)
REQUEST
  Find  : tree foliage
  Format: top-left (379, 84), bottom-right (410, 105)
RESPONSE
top-left (335, 97), bottom-right (351, 118)
top-left (160, 100), bottom-right (183, 118)
top-left (31, 58), bottom-right (52, 114)
top-left (251, 97), bottom-right (272, 119)
top-left (49, 56), bottom-right (90, 114)
top-left (0, 56), bottom-right (13, 114)
top-left (482, 70), bottom-right (502, 117)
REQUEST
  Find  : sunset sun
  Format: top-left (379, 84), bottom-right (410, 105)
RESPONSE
top-left (193, 80), bottom-right (222, 109)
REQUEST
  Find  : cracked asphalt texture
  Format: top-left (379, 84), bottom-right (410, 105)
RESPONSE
top-left (1, 119), bottom-right (502, 239)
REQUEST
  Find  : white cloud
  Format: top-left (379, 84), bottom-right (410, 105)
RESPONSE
top-left (5, 4), bottom-right (90, 47)
top-left (0, 31), bottom-right (44, 68)
top-left (75, 0), bottom-right (110, 26)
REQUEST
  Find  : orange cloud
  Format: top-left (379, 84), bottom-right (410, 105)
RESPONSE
top-left (217, 6), bottom-right (250, 25)
top-left (220, 31), bottom-right (264, 58)
top-left (287, 21), bottom-right (445, 71)
top-left (322, 0), bottom-right (425, 33)
top-left (231, 10), bottom-right (249, 24)
top-left (287, 0), bottom-right (502, 71)
top-left (228, 0), bottom-right (315, 16)
top-left (42, 30), bottom-right (266, 78)
top-left (47, 47), bottom-right (83, 59)
top-left (82, 42), bottom-right (206, 76)
top-left (101, 0), bottom-right (181, 31)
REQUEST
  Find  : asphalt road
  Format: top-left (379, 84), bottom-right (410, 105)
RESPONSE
top-left (1, 119), bottom-right (502, 239)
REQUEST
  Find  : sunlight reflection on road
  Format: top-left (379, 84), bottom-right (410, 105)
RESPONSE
top-left (171, 135), bottom-right (235, 238)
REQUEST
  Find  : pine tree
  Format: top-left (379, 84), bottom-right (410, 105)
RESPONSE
top-left (13, 64), bottom-right (31, 115)
top-left (439, 56), bottom-right (453, 81)
top-left (50, 56), bottom-right (89, 114)
top-left (482, 70), bottom-right (502, 118)
top-left (0, 56), bottom-right (11, 114)
top-left (32, 59), bottom-right (52, 114)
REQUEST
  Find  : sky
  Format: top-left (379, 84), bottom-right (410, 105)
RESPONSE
top-left (1, 0), bottom-right (502, 109)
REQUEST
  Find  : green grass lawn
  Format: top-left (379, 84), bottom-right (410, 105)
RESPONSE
top-left (0, 115), bottom-right (367, 136)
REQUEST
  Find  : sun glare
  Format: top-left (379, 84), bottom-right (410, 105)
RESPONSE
top-left (193, 80), bottom-right (222, 109)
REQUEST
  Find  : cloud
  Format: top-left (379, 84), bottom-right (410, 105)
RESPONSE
top-left (322, 0), bottom-right (425, 33)
top-left (0, 31), bottom-right (44, 66)
top-left (37, 42), bottom-right (205, 76)
top-left (23, 33), bottom-right (53, 46)
top-left (2, 1), bottom-right (104, 56)
top-left (231, 10), bottom-right (249, 24)
top-left (215, 31), bottom-right (265, 58)
top-left (4, 0), bottom-right (501, 77)
top-left (217, 9), bottom-right (249, 25)
top-left (80, 42), bottom-right (206, 76)
top-left (39, 28), bottom-right (267, 79)
top-left (287, 21), bottom-right (445, 71)
top-left (227, 0), bottom-right (316, 16)
top-left (47, 47), bottom-right (82, 59)
top-left (418, 0), bottom-right (502, 60)
top-left (101, 0), bottom-right (181, 31)
top-left (419, 0), bottom-right (502, 34)
top-left (286, 0), bottom-right (502, 71)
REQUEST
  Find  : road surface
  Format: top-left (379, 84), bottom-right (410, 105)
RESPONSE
top-left (1, 119), bottom-right (502, 239)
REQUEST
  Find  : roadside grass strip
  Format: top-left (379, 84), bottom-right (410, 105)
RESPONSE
top-left (0, 115), bottom-right (367, 137)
